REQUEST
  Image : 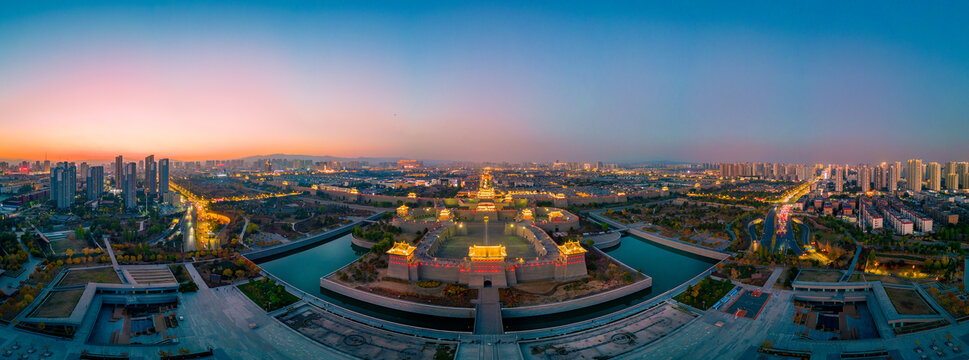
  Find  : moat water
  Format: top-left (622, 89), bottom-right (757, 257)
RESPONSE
top-left (260, 233), bottom-right (716, 332)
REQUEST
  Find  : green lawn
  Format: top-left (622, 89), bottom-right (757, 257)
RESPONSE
top-left (884, 287), bottom-right (936, 316)
top-left (795, 269), bottom-right (843, 283)
top-left (30, 289), bottom-right (84, 318)
top-left (56, 267), bottom-right (121, 287)
top-left (239, 278), bottom-right (299, 312)
top-left (432, 223), bottom-right (538, 259)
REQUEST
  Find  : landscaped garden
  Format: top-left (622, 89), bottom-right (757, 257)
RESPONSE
top-left (239, 277), bottom-right (299, 312)
top-left (603, 202), bottom-right (750, 250)
top-left (714, 262), bottom-right (773, 287)
top-left (194, 256), bottom-right (261, 287)
top-left (170, 264), bottom-right (199, 293)
top-left (674, 276), bottom-right (735, 310)
top-left (924, 285), bottom-right (969, 318)
top-left (688, 180), bottom-right (802, 207)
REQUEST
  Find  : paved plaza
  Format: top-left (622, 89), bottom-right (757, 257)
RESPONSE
top-left (3, 262), bottom-right (969, 359)
top-left (278, 304), bottom-right (458, 360)
top-left (519, 302), bottom-right (698, 359)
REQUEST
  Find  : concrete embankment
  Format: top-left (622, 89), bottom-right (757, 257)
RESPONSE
top-left (349, 234), bottom-right (377, 249)
top-left (586, 231), bottom-right (622, 249)
top-left (626, 228), bottom-right (730, 261)
top-left (243, 212), bottom-right (385, 262)
top-left (319, 278), bottom-right (476, 318)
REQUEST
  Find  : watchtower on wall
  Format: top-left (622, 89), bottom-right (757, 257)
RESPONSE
top-left (386, 242), bottom-right (417, 281)
top-left (554, 240), bottom-right (588, 281)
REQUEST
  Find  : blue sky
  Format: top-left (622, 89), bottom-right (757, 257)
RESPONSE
top-left (0, 1), bottom-right (967, 163)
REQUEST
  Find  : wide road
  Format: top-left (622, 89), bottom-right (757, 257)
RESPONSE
top-left (758, 207), bottom-right (802, 255)
top-left (774, 211), bottom-right (802, 255)
top-left (759, 208), bottom-right (777, 250)
top-left (183, 205), bottom-right (197, 252)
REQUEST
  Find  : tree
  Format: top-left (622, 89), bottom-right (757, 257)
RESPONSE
top-left (222, 268), bottom-right (234, 278)
top-left (74, 226), bottom-right (86, 242)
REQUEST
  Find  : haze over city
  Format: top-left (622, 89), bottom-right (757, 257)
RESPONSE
top-left (2, 1), bottom-right (968, 163)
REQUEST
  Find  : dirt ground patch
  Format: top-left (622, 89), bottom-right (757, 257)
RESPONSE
top-left (884, 287), bottom-right (936, 316)
top-left (56, 267), bottom-right (121, 287)
top-left (30, 289), bottom-right (85, 318)
top-left (795, 269), bottom-right (843, 283)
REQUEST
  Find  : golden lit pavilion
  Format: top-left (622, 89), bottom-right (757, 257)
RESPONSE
top-left (521, 208), bottom-right (534, 220)
top-left (557, 240), bottom-right (587, 256)
top-left (556, 240), bottom-right (588, 279)
top-left (548, 210), bottom-right (565, 222)
top-left (476, 171), bottom-right (496, 199)
top-left (407, 192), bottom-right (417, 199)
top-left (386, 242), bottom-right (417, 280)
top-left (387, 242), bottom-right (416, 258)
top-left (468, 245), bottom-right (507, 261)
top-left (439, 208), bottom-right (452, 221)
top-left (476, 202), bottom-right (496, 211)
top-left (397, 204), bottom-right (409, 217)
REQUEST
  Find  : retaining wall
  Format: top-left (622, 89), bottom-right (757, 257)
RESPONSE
top-left (626, 229), bottom-right (730, 261)
top-left (349, 234), bottom-right (377, 249)
top-left (501, 276), bottom-right (653, 318)
top-left (588, 232), bottom-right (622, 249)
top-left (318, 278), bottom-right (475, 318)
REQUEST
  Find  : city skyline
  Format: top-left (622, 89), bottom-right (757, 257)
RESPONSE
top-left (2, 1), bottom-right (969, 163)
top-left (2, 152), bottom-right (969, 167)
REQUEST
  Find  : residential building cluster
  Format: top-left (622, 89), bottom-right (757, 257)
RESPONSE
top-left (718, 162), bottom-right (814, 181)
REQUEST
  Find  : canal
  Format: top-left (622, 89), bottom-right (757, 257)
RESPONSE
top-left (259, 233), bottom-right (717, 332)
top-left (503, 235), bottom-right (718, 330)
top-left (258, 233), bottom-right (475, 331)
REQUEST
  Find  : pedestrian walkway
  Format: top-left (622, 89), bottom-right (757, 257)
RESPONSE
top-left (841, 243), bottom-right (863, 282)
top-left (474, 287), bottom-right (503, 335)
top-left (762, 267), bottom-right (784, 290)
top-left (104, 237), bottom-right (119, 269)
top-left (184, 262), bottom-right (210, 290)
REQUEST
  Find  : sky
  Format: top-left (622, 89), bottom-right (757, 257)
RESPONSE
top-left (0, 1), bottom-right (967, 164)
